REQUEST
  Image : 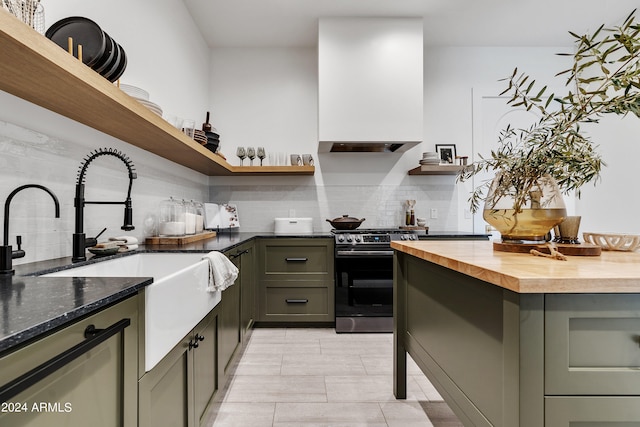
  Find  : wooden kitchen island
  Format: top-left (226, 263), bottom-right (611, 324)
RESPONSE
top-left (392, 240), bottom-right (640, 427)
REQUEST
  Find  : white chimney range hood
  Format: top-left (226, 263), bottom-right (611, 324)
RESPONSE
top-left (318, 18), bottom-right (424, 153)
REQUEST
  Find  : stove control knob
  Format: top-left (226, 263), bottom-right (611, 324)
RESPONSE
top-left (337, 235), bottom-right (345, 242)
top-left (346, 235), bottom-right (353, 242)
top-left (400, 235), bottom-right (406, 240)
top-left (409, 235), bottom-right (416, 240)
top-left (355, 236), bottom-right (362, 242)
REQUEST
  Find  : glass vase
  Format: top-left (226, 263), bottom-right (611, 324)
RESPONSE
top-left (482, 174), bottom-right (567, 243)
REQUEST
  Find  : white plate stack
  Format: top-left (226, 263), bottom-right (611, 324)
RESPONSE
top-left (419, 152), bottom-right (440, 165)
top-left (120, 83), bottom-right (163, 116)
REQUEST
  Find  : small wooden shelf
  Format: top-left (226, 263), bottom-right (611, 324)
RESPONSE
top-left (0, 12), bottom-right (314, 177)
top-left (230, 165), bottom-right (315, 175)
top-left (408, 164), bottom-right (466, 175)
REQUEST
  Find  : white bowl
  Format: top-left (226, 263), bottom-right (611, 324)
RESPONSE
top-left (582, 232), bottom-right (640, 251)
top-left (119, 83), bottom-right (150, 100)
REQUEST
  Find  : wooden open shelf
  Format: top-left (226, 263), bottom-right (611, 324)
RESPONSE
top-left (0, 11), bottom-right (314, 177)
top-left (408, 164), bottom-right (466, 175)
top-left (230, 165), bottom-right (315, 175)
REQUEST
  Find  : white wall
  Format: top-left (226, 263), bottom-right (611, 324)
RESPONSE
top-left (575, 114), bottom-right (640, 233)
top-left (0, 0), bottom-right (211, 265)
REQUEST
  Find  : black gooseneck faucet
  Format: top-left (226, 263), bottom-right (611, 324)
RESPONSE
top-left (1, 184), bottom-right (61, 275)
top-left (73, 148), bottom-right (137, 262)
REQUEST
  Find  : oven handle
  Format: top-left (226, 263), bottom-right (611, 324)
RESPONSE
top-left (336, 250), bottom-right (394, 257)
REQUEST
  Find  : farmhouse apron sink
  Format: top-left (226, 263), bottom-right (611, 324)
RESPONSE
top-left (41, 253), bottom-right (220, 371)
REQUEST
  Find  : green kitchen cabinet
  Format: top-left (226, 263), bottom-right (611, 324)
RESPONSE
top-left (257, 238), bottom-right (334, 323)
top-left (139, 307), bottom-right (219, 427)
top-left (225, 242), bottom-right (255, 341)
top-left (394, 251), bottom-right (640, 426)
top-left (545, 396), bottom-right (640, 425)
top-left (219, 279), bottom-right (241, 378)
top-left (544, 294), bottom-right (640, 396)
top-left (0, 296), bottom-right (139, 427)
top-left (219, 242), bottom-right (254, 380)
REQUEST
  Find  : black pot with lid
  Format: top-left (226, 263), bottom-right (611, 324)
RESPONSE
top-left (326, 215), bottom-right (366, 230)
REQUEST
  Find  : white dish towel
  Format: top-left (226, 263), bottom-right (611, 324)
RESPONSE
top-left (202, 251), bottom-right (238, 292)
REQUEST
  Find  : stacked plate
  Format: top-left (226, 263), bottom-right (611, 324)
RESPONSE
top-left (119, 83), bottom-right (163, 116)
top-left (46, 17), bottom-right (127, 82)
top-left (420, 151), bottom-right (440, 165)
top-left (193, 130), bottom-right (208, 145)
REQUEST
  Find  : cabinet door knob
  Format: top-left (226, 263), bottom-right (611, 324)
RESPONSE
top-left (196, 333), bottom-right (205, 342)
top-left (188, 339), bottom-right (199, 350)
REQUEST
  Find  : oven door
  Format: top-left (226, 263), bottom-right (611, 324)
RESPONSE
top-left (334, 247), bottom-right (393, 332)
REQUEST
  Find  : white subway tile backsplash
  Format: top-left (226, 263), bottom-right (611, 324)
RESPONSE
top-left (210, 184), bottom-right (459, 232)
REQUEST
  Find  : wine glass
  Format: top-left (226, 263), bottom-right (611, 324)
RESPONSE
top-left (247, 147), bottom-right (256, 166)
top-left (256, 147), bottom-right (266, 166)
top-left (236, 146), bottom-right (246, 166)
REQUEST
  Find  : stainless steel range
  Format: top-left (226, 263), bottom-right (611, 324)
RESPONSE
top-left (333, 228), bottom-right (419, 333)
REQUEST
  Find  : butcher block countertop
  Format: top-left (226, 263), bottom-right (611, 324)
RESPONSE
top-left (391, 240), bottom-right (640, 293)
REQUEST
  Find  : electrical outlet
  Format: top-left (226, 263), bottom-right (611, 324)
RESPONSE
top-left (430, 208), bottom-right (438, 219)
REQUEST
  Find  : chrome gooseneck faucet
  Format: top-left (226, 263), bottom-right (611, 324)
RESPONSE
top-left (1, 184), bottom-right (61, 275)
top-left (73, 148), bottom-right (137, 262)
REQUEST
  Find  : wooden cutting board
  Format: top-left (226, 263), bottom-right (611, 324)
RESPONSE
top-left (145, 231), bottom-right (217, 245)
top-left (493, 241), bottom-right (602, 256)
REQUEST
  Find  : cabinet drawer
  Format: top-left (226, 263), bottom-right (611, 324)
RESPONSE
top-left (264, 286), bottom-right (329, 316)
top-left (0, 297), bottom-right (138, 426)
top-left (545, 396), bottom-right (640, 425)
top-left (262, 244), bottom-right (331, 276)
top-left (545, 294), bottom-right (640, 395)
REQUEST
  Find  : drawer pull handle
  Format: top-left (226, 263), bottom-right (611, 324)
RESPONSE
top-left (229, 249), bottom-right (249, 260)
top-left (189, 333), bottom-right (206, 350)
top-left (286, 299), bottom-right (308, 304)
top-left (285, 257), bottom-right (308, 262)
top-left (0, 318), bottom-right (130, 402)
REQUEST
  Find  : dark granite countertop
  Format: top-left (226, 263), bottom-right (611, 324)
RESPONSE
top-left (0, 276), bottom-right (152, 355)
top-left (1, 231), bottom-right (333, 355)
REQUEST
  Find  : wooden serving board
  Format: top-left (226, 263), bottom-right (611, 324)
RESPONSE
top-left (399, 226), bottom-right (429, 231)
top-left (145, 231), bottom-right (217, 245)
top-left (493, 241), bottom-right (602, 256)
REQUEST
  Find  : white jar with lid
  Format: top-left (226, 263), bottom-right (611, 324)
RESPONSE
top-left (158, 197), bottom-right (186, 237)
top-left (193, 200), bottom-right (205, 234)
top-left (184, 199), bottom-right (196, 235)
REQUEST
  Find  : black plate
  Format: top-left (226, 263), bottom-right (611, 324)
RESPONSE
top-left (104, 43), bottom-right (127, 82)
top-left (98, 38), bottom-right (121, 79)
top-left (93, 31), bottom-right (116, 74)
top-left (46, 17), bottom-right (106, 68)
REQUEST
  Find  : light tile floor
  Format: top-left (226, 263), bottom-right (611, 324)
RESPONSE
top-left (203, 328), bottom-right (463, 426)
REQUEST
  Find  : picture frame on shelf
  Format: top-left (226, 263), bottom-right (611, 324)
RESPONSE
top-left (435, 144), bottom-right (456, 164)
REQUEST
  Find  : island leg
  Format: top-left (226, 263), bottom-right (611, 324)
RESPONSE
top-left (393, 252), bottom-right (407, 398)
